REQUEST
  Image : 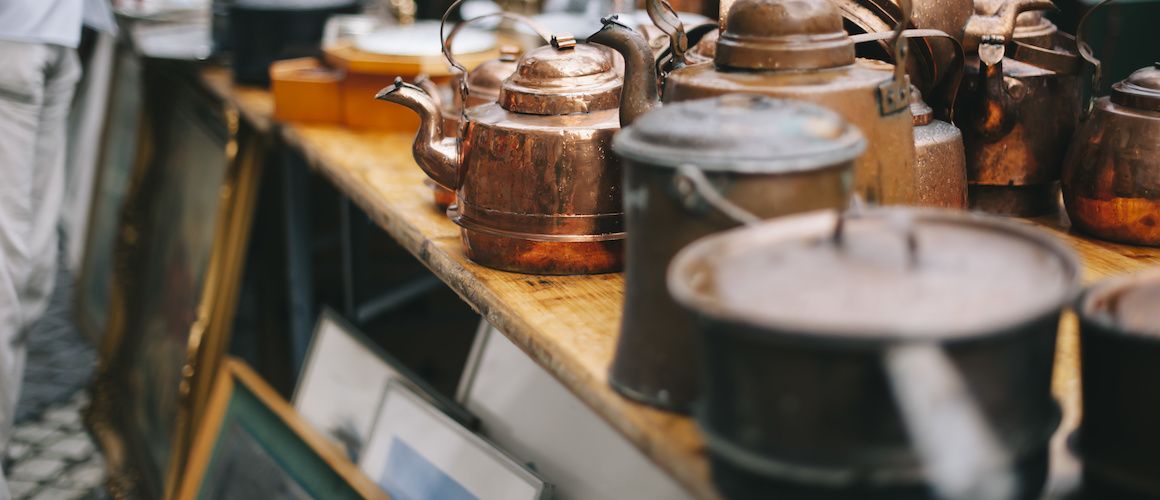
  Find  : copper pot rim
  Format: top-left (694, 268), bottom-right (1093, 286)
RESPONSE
top-left (1077, 266), bottom-right (1160, 341)
top-left (667, 207), bottom-right (1083, 344)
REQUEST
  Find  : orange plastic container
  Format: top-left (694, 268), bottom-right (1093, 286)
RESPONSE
top-left (270, 57), bottom-right (345, 124)
top-left (324, 41), bottom-right (496, 131)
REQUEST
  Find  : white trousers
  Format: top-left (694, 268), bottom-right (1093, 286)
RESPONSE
top-left (0, 40), bottom-right (80, 455)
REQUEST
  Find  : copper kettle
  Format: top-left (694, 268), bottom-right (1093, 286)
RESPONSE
top-left (954, 0), bottom-right (1084, 216)
top-left (377, 29), bottom-right (626, 274)
top-left (1062, 1), bottom-right (1160, 245)
top-left (591, 0), bottom-right (923, 206)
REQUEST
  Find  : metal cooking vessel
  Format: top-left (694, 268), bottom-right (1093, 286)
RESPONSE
top-left (911, 87), bottom-right (967, 208)
top-left (1062, 59), bottom-right (1160, 244)
top-left (955, 0), bottom-right (1083, 216)
top-left (377, 31), bottom-right (626, 274)
top-left (591, 0), bottom-right (920, 206)
top-left (668, 207), bottom-right (1081, 499)
top-left (1076, 268), bottom-right (1160, 498)
top-left (610, 94), bottom-right (863, 412)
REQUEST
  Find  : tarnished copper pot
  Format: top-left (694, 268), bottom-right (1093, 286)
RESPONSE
top-left (377, 34), bottom-right (626, 274)
top-left (1062, 60), bottom-right (1160, 245)
top-left (1076, 269), bottom-right (1160, 498)
top-left (669, 207), bottom-right (1081, 499)
top-left (591, 0), bottom-right (919, 206)
top-left (955, 0), bottom-right (1083, 216)
top-left (610, 95), bottom-right (863, 412)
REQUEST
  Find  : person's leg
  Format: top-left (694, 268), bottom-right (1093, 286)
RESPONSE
top-left (0, 40), bottom-right (52, 449)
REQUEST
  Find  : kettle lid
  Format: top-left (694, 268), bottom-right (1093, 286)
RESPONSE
top-left (499, 36), bottom-right (622, 115)
top-left (715, 0), bottom-right (855, 71)
top-left (613, 94), bottom-right (866, 172)
top-left (1112, 63), bottom-right (1160, 112)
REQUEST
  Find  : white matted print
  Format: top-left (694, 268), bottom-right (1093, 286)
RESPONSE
top-left (360, 381), bottom-right (551, 500)
top-left (291, 309), bottom-right (398, 462)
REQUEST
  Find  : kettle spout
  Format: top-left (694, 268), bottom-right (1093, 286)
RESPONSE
top-left (376, 78), bottom-right (461, 190)
top-left (588, 16), bottom-right (661, 127)
top-left (963, 0), bottom-right (1056, 53)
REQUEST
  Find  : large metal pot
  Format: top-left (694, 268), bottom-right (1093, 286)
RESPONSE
top-left (955, 1), bottom-right (1084, 216)
top-left (590, 0), bottom-right (920, 207)
top-left (1076, 268), bottom-right (1160, 498)
top-left (1062, 62), bottom-right (1160, 245)
top-left (668, 207), bottom-right (1081, 499)
top-left (609, 94), bottom-right (864, 412)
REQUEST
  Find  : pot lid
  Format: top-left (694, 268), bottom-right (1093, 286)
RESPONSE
top-left (1012, 11), bottom-right (1056, 47)
top-left (715, 0), bottom-right (855, 71)
top-left (498, 36), bottom-right (622, 115)
top-left (668, 208), bottom-right (1081, 341)
top-left (1111, 63), bottom-right (1160, 112)
top-left (614, 94), bottom-right (866, 172)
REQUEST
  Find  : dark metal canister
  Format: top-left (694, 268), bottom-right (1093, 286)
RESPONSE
top-left (1077, 269), bottom-right (1160, 498)
top-left (609, 94), bottom-right (864, 413)
top-left (668, 208), bottom-right (1081, 499)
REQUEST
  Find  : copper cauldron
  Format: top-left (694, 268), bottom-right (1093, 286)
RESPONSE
top-left (1063, 63), bottom-right (1160, 244)
top-left (1061, 0), bottom-right (1160, 245)
top-left (591, 0), bottom-right (920, 207)
top-left (377, 33), bottom-right (625, 274)
top-left (669, 207), bottom-right (1081, 499)
top-left (955, 0), bottom-right (1084, 216)
top-left (610, 94), bottom-right (864, 412)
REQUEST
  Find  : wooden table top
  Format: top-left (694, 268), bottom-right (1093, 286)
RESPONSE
top-left (198, 65), bottom-right (1160, 499)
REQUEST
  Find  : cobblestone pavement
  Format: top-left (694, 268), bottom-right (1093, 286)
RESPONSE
top-left (5, 259), bottom-right (106, 500)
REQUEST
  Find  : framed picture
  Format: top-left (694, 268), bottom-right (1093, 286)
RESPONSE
top-left (457, 323), bottom-right (690, 499)
top-left (293, 308), bottom-right (475, 462)
top-left (74, 38), bottom-right (147, 346)
top-left (360, 381), bottom-right (552, 500)
top-left (177, 357), bottom-right (386, 500)
top-left (86, 60), bottom-right (267, 500)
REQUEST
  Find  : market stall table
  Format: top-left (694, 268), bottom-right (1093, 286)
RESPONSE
top-left (197, 65), bottom-right (1160, 500)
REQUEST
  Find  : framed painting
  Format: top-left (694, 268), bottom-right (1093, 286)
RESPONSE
top-left (292, 308), bottom-right (475, 463)
top-left (74, 38), bottom-right (147, 346)
top-left (86, 60), bottom-right (267, 500)
top-left (359, 380), bottom-right (552, 500)
top-left (177, 357), bottom-right (386, 500)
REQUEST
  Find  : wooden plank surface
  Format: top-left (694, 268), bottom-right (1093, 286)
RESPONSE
top-left (197, 65), bottom-right (1160, 499)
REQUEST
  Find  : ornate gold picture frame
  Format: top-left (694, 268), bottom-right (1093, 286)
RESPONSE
top-left (85, 61), bottom-right (267, 500)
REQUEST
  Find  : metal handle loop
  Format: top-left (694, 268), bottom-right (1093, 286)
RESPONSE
top-left (645, 0), bottom-right (689, 70)
top-left (1076, 0), bottom-right (1114, 113)
top-left (851, 29), bottom-right (964, 122)
top-left (672, 165), bottom-right (760, 226)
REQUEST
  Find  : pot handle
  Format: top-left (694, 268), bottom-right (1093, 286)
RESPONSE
top-left (440, 3), bottom-right (552, 113)
top-left (850, 29), bottom-right (964, 123)
top-left (831, 209), bottom-right (1017, 500)
top-left (1076, 0), bottom-right (1114, 113)
top-left (876, 0), bottom-right (913, 116)
top-left (672, 165), bottom-right (761, 226)
top-left (884, 344), bottom-right (1017, 500)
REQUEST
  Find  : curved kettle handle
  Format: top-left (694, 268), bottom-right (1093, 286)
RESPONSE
top-left (1076, 0), bottom-right (1114, 112)
top-left (440, 1), bottom-right (552, 105)
top-left (850, 29), bottom-right (965, 123)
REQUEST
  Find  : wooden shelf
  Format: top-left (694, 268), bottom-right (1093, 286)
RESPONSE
top-left (197, 66), bottom-right (1160, 500)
